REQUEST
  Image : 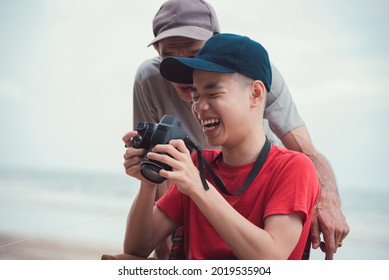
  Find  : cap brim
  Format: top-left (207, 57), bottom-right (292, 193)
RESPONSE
top-left (148, 26), bottom-right (214, 47)
top-left (160, 56), bottom-right (235, 84)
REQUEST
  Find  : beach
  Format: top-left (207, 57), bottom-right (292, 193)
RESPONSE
top-left (0, 169), bottom-right (132, 260)
top-left (1, 168), bottom-right (388, 260)
top-left (0, 232), bottom-right (116, 260)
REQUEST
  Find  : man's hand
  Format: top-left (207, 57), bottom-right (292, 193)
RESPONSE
top-left (310, 188), bottom-right (350, 259)
top-left (280, 126), bottom-right (350, 259)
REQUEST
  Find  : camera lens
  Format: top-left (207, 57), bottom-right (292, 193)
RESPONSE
top-left (140, 161), bottom-right (166, 184)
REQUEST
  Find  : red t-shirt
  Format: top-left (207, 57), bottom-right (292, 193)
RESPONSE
top-left (156, 145), bottom-right (320, 260)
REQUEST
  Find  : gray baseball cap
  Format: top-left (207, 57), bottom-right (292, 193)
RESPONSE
top-left (148, 0), bottom-right (220, 46)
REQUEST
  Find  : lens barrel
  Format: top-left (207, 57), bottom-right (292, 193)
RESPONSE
top-left (140, 161), bottom-right (166, 184)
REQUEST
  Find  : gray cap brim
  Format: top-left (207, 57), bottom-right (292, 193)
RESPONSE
top-left (148, 26), bottom-right (214, 46)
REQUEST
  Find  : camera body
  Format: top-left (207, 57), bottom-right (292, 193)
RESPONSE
top-left (132, 115), bottom-right (193, 183)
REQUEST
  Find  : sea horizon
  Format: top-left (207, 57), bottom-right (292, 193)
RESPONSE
top-left (1, 167), bottom-right (388, 260)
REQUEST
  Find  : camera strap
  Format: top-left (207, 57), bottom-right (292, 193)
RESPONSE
top-left (186, 137), bottom-right (272, 196)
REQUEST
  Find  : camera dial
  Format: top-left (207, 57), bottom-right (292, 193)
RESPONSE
top-left (132, 135), bottom-right (143, 147)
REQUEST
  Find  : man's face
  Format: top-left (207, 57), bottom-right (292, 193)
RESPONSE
top-left (155, 37), bottom-right (206, 102)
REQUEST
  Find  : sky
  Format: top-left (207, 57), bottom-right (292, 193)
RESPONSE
top-left (0, 0), bottom-right (388, 191)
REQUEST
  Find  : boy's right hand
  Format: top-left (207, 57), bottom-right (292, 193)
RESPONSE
top-left (122, 131), bottom-right (147, 182)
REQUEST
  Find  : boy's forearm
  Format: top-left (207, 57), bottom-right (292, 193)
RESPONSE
top-left (123, 181), bottom-right (158, 257)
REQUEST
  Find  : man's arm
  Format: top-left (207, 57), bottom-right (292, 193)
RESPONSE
top-left (280, 125), bottom-right (350, 259)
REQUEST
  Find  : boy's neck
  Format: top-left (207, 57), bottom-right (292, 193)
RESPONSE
top-left (221, 134), bottom-right (267, 166)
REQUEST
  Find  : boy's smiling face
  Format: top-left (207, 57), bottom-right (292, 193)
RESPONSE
top-left (191, 70), bottom-right (258, 148)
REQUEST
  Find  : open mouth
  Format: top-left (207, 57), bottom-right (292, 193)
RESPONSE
top-left (200, 118), bottom-right (220, 131)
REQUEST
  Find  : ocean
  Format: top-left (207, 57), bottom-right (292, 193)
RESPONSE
top-left (0, 168), bottom-right (388, 260)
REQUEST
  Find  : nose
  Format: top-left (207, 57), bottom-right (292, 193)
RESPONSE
top-left (192, 97), bottom-right (209, 114)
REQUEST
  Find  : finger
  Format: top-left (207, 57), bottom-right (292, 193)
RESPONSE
top-left (339, 222), bottom-right (351, 245)
top-left (328, 220), bottom-right (349, 253)
top-left (322, 230), bottom-right (337, 256)
top-left (123, 147), bottom-right (145, 160)
top-left (320, 242), bottom-right (335, 260)
top-left (123, 156), bottom-right (142, 169)
top-left (169, 139), bottom-right (190, 153)
top-left (122, 131), bottom-right (138, 147)
top-left (319, 241), bottom-right (326, 253)
top-left (123, 149), bottom-right (144, 165)
top-left (319, 241), bottom-right (335, 260)
top-left (322, 226), bottom-right (344, 260)
top-left (310, 220), bottom-right (321, 249)
top-left (152, 144), bottom-right (181, 159)
top-left (147, 151), bottom-right (177, 168)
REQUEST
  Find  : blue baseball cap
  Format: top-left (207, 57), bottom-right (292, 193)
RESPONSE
top-left (160, 33), bottom-right (272, 91)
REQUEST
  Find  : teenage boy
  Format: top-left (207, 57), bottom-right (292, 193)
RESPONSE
top-left (122, 33), bottom-right (320, 259)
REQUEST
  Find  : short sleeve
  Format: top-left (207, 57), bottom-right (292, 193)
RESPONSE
top-left (264, 63), bottom-right (305, 137)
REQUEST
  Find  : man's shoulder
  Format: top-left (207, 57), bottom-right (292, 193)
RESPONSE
top-left (135, 56), bottom-right (163, 82)
top-left (267, 62), bottom-right (286, 99)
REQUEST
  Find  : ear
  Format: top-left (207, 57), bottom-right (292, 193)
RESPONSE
top-left (250, 80), bottom-right (266, 108)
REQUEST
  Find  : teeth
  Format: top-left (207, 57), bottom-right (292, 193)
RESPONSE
top-left (200, 118), bottom-right (220, 131)
top-left (200, 118), bottom-right (219, 126)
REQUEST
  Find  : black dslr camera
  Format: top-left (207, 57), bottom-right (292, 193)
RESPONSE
top-left (132, 115), bottom-right (193, 184)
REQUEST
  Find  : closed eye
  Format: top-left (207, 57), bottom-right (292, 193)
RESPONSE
top-left (209, 92), bottom-right (222, 98)
top-left (192, 94), bottom-right (199, 102)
